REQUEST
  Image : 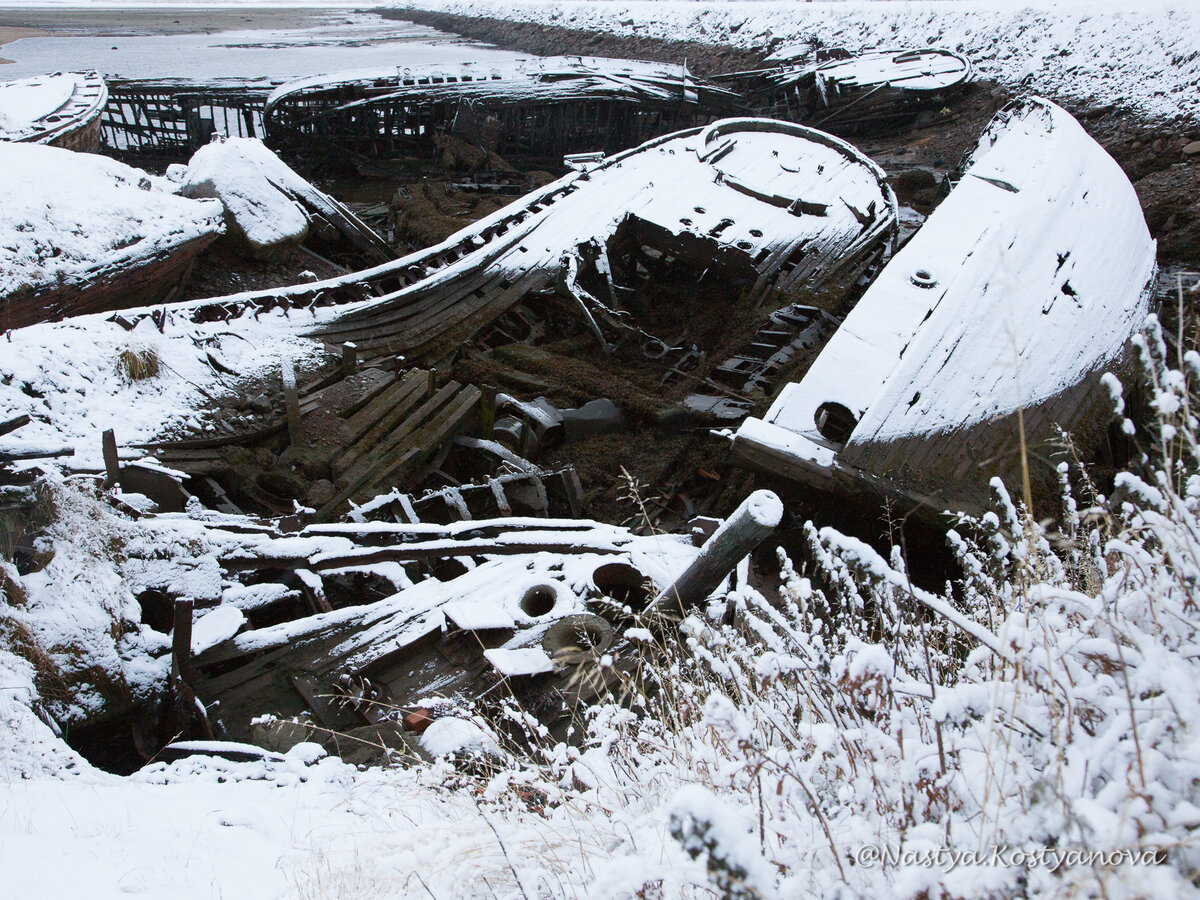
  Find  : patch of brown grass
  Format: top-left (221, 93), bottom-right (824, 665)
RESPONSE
top-left (116, 346), bottom-right (160, 382)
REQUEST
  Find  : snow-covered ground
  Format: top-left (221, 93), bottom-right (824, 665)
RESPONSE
top-left (3, 4), bottom-right (1200, 899)
top-left (384, 0), bottom-right (1200, 123)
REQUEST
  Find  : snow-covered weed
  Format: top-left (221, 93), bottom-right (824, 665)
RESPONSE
top-left (116, 343), bottom-right (161, 383)
top-left (385, 313), bottom-right (1200, 898)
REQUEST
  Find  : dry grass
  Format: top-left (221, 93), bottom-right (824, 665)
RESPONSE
top-left (116, 345), bottom-right (160, 382)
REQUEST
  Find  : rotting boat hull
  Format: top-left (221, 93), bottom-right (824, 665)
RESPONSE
top-left (262, 56), bottom-right (741, 164)
top-left (727, 48), bottom-right (972, 133)
top-left (732, 97), bottom-right (1157, 517)
top-left (0, 71), bottom-right (107, 153)
top-left (0, 141), bottom-right (225, 332)
top-left (311, 117), bottom-right (898, 361)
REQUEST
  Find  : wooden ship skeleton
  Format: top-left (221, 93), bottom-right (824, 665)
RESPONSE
top-left (720, 48), bottom-right (972, 133)
top-left (100, 116), bottom-right (896, 526)
top-left (262, 56), bottom-right (742, 164)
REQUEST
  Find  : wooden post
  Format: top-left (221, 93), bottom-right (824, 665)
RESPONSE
top-left (341, 342), bottom-right (358, 378)
top-left (282, 358), bottom-right (303, 447)
top-left (102, 429), bottom-right (120, 488)
top-left (172, 598), bottom-right (196, 684)
top-left (647, 490), bottom-right (783, 621)
top-left (478, 384), bottom-right (497, 438)
top-left (170, 597), bottom-right (214, 739)
top-left (425, 367), bottom-right (437, 402)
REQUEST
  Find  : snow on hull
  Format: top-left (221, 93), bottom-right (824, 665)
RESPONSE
top-left (0, 142), bottom-right (225, 331)
top-left (315, 117), bottom-right (897, 358)
top-left (178, 137), bottom-right (392, 263)
top-left (809, 48), bottom-right (971, 95)
top-left (733, 97), bottom-right (1156, 516)
top-left (0, 71), bottom-right (107, 152)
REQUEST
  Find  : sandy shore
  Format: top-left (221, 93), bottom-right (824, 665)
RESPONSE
top-left (0, 7), bottom-right (373, 65)
top-left (0, 5), bottom-right (364, 63)
top-left (0, 25), bottom-right (46, 63)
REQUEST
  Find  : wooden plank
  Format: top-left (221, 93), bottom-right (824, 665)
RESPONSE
top-left (352, 385), bottom-right (482, 502)
top-left (102, 429), bottom-right (120, 486)
top-left (317, 381), bottom-right (464, 519)
top-left (0, 415), bottom-right (30, 438)
top-left (283, 358), bottom-right (303, 447)
top-left (341, 369), bottom-right (425, 447)
top-left (336, 371), bottom-right (430, 470)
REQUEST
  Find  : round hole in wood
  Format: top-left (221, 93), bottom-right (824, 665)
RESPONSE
top-left (910, 269), bottom-right (938, 289)
top-left (542, 614), bottom-right (614, 660)
top-left (591, 562), bottom-right (652, 612)
top-left (520, 583), bottom-right (557, 618)
top-left (814, 401), bottom-right (859, 445)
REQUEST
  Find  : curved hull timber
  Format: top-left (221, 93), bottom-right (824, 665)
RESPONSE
top-left (1, 230), bottom-right (220, 332)
top-left (310, 117), bottom-right (897, 361)
top-left (0, 140), bottom-right (226, 331)
top-left (263, 56), bottom-right (741, 163)
top-left (732, 97), bottom-right (1157, 517)
top-left (0, 71), bottom-right (107, 152)
top-left (726, 48), bottom-right (972, 133)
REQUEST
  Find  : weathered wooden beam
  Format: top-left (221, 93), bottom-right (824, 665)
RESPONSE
top-left (0, 415), bottom-right (30, 438)
top-left (172, 598), bottom-right (196, 683)
top-left (282, 358), bottom-right (303, 447)
top-left (102, 429), bottom-right (120, 487)
top-left (478, 384), bottom-right (497, 438)
top-left (341, 341), bottom-right (358, 377)
top-left (647, 490), bottom-right (783, 620)
top-left (0, 446), bottom-right (75, 463)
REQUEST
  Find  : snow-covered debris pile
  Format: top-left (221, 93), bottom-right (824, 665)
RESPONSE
top-left (0, 300), bottom-right (320, 472)
top-left (0, 142), bottom-right (224, 300)
top-left (392, 0), bottom-right (1200, 122)
top-left (2, 311), bottom-right (1200, 895)
top-left (178, 136), bottom-right (391, 262)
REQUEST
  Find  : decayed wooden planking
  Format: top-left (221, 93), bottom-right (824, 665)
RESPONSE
top-left (735, 48), bottom-right (973, 133)
top-left (263, 56), bottom-right (739, 162)
top-left (310, 117), bottom-right (896, 361)
top-left (1, 71), bottom-right (108, 150)
top-left (732, 98), bottom-right (1156, 516)
top-left (315, 381), bottom-right (482, 520)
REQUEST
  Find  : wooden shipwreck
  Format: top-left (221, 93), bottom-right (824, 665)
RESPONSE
top-left (132, 491), bottom-right (780, 755)
top-left (75, 116), bottom-right (896, 533)
top-left (262, 56), bottom-right (740, 164)
top-left (0, 71), bottom-right (107, 152)
top-left (0, 141), bottom-right (225, 331)
top-left (309, 116), bottom-right (897, 361)
top-left (723, 48), bottom-right (972, 133)
top-left (732, 97), bottom-right (1157, 516)
top-left (101, 77), bottom-right (276, 157)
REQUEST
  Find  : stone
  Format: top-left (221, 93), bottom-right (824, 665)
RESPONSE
top-left (896, 168), bottom-right (938, 193)
top-left (1183, 141), bottom-right (1200, 156)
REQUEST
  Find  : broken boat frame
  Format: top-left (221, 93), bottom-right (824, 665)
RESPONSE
top-left (261, 56), bottom-right (742, 164)
top-left (732, 97), bottom-right (1157, 516)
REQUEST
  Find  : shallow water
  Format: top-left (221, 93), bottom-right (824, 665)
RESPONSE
top-left (0, 11), bottom-right (525, 81)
